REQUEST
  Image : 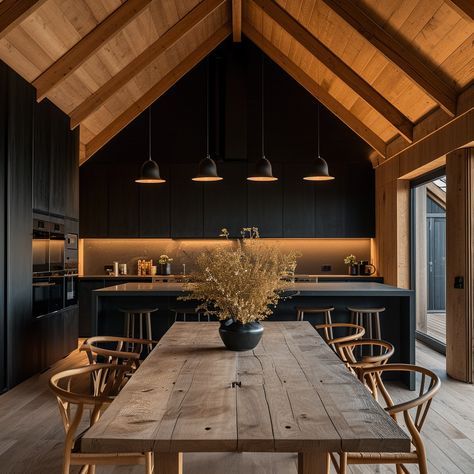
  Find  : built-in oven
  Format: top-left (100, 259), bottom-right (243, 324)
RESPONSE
top-left (49, 223), bottom-right (65, 272)
top-left (32, 219), bottom-right (50, 273)
top-left (65, 233), bottom-right (78, 270)
top-left (32, 275), bottom-right (64, 317)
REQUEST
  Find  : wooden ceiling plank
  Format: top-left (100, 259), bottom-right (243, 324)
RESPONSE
top-left (0, 0), bottom-right (49, 39)
top-left (70, 0), bottom-right (226, 129)
top-left (251, 0), bottom-right (414, 143)
top-left (232, 0), bottom-right (242, 41)
top-left (242, 22), bottom-right (386, 158)
top-left (32, 0), bottom-right (153, 101)
top-left (320, 0), bottom-right (457, 117)
top-left (84, 23), bottom-right (231, 162)
top-left (444, 0), bottom-right (474, 21)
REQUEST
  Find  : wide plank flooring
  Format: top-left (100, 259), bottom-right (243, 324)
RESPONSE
top-left (0, 341), bottom-right (472, 473)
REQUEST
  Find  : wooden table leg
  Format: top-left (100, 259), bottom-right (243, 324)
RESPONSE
top-left (298, 452), bottom-right (329, 474)
top-left (156, 452), bottom-right (183, 474)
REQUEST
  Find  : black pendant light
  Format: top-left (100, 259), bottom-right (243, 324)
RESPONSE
top-left (136, 107), bottom-right (166, 184)
top-left (304, 103), bottom-right (334, 181)
top-left (192, 60), bottom-right (222, 182)
top-left (248, 54), bottom-right (277, 182)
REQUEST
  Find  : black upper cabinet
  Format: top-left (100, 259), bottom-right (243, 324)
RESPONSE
top-left (170, 164), bottom-right (203, 238)
top-left (33, 100), bottom-right (51, 213)
top-left (108, 163), bottom-right (140, 237)
top-left (247, 162), bottom-right (283, 237)
top-left (283, 164), bottom-right (315, 237)
top-left (0, 62), bottom-right (6, 391)
top-left (65, 129), bottom-right (80, 220)
top-left (79, 164), bottom-right (109, 237)
top-left (139, 165), bottom-right (171, 237)
top-left (203, 162), bottom-right (247, 238)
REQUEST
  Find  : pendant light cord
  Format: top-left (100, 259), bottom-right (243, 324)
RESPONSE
top-left (261, 53), bottom-right (265, 157)
top-left (206, 58), bottom-right (210, 157)
top-left (317, 102), bottom-right (320, 157)
top-left (148, 106), bottom-right (152, 161)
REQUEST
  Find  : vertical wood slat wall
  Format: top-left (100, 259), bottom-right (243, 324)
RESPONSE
top-left (446, 148), bottom-right (474, 383)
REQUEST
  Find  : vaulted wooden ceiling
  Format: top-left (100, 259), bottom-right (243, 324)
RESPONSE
top-left (0, 0), bottom-right (472, 165)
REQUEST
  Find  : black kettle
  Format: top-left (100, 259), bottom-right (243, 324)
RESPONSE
top-left (358, 261), bottom-right (376, 276)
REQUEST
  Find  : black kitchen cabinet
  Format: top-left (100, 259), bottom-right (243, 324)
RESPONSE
top-left (6, 67), bottom-right (37, 386)
top-left (0, 63), bottom-right (6, 392)
top-left (65, 129), bottom-right (80, 220)
top-left (49, 104), bottom-right (69, 216)
top-left (33, 100), bottom-right (51, 214)
top-left (108, 163), bottom-right (140, 237)
top-left (170, 164), bottom-right (204, 238)
top-left (139, 165), bottom-right (170, 237)
top-left (283, 163), bottom-right (315, 237)
top-left (203, 162), bottom-right (247, 237)
top-left (247, 162), bottom-right (283, 237)
top-left (79, 279), bottom-right (105, 337)
top-left (80, 164), bottom-right (109, 237)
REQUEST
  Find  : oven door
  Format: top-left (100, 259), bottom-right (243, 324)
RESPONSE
top-left (32, 231), bottom-right (50, 273)
top-left (32, 278), bottom-right (52, 318)
top-left (49, 236), bottom-right (65, 272)
top-left (64, 275), bottom-right (78, 307)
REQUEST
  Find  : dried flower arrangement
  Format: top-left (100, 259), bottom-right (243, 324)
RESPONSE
top-left (180, 233), bottom-right (298, 325)
top-left (344, 254), bottom-right (357, 266)
top-left (158, 254), bottom-right (173, 265)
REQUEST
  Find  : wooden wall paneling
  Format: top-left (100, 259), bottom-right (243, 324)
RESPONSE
top-left (203, 162), bottom-right (247, 238)
top-left (242, 22), bottom-right (386, 158)
top-left (251, 0), bottom-right (414, 142)
top-left (444, 0), bottom-right (474, 21)
top-left (69, 0), bottom-right (226, 128)
top-left (6, 67), bottom-right (36, 387)
top-left (232, 0), bottom-right (242, 42)
top-left (0, 0), bottom-right (50, 40)
top-left (139, 165), bottom-right (171, 238)
top-left (0, 61), bottom-right (6, 391)
top-left (320, 0), bottom-right (456, 116)
top-left (247, 162), bottom-right (283, 237)
top-left (446, 147), bottom-right (474, 383)
top-left (84, 24), bottom-right (232, 161)
top-left (170, 164), bottom-right (204, 238)
top-left (32, 0), bottom-right (153, 101)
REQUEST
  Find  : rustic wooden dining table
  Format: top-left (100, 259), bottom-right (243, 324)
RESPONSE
top-left (82, 322), bottom-right (410, 473)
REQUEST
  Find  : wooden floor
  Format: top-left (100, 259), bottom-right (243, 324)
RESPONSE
top-left (0, 341), bottom-right (472, 473)
top-left (426, 312), bottom-right (447, 344)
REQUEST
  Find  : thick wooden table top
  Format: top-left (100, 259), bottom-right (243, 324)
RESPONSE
top-left (82, 322), bottom-right (410, 454)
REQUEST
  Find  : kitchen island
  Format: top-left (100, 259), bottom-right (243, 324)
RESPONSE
top-left (91, 281), bottom-right (414, 387)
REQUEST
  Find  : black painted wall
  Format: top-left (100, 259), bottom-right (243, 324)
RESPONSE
top-left (0, 59), bottom-right (79, 390)
top-left (80, 39), bottom-right (375, 239)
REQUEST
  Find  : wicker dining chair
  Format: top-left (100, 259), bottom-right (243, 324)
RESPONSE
top-left (314, 322), bottom-right (365, 355)
top-left (50, 364), bottom-right (154, 474)
top-left (330, 363), bottom-right (441, 474)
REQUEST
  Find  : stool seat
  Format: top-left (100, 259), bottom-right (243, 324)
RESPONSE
top-left (118, 307), bottom-right (159, 314)
top-left (295, 306), bottom-right (335, 313)
top-left (171, 307), bottom-right (209, 322)
top-left (296, 306), bottom-right (334, 339)
top-left (347, 306), bottom-right (385, 313)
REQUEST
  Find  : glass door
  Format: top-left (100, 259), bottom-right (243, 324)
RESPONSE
top-left (411, 172), bottom-right (446, 352)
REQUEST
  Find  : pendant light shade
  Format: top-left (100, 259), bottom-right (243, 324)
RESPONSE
top-left (193, 59), bottom-right (222, 182)
top-left (247, 156), bottom-right (277, 182)
top-left (304, 103), bottom-right (334, 181)
top-left (136, 107), bottom-right (166, 184)
top-left (303, 155), bottom-right (334, 181)
top-left (247, 54), bottom-right (277, 182)
top-left (192, 154), bottom-right (223, 182)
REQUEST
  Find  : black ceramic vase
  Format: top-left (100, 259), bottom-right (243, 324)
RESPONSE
top-left (219, 319), bottom-right (264, 351)
top-left (159, 263), bottom-right (171, 275)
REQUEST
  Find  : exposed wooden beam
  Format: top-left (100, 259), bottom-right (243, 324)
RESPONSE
top-left (70, 0), bottom-right (225, 129)
top-left (32, 0), bottom-right (152, 101)
top-left (243, 23), bottom-right (386, 158)
top-left (0, 0), bottom-right (49, 39)
top-left (321, 0), bottom-right (457, 117)
top-left (251, 0), bottom-right (414, 143)
top-left (83, 24), bottom-right (231, 162)
top-left (232, 0), bottom-right (242, 42)
top-left (444, 0), bottom-right (474, 21)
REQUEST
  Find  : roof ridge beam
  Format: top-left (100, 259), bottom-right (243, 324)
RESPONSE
top-left (83, 23), bottom-right (232, 163)
top-left (321, 0), bottom-right (457, 117)
top-left (33, 0), bottom-right (153, 101)
top-left (251, 0), bottom-right (414, 143)
top-left (70, 0), bottom-right (226, 129)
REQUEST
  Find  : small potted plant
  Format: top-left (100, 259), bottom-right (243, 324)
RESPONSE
top-left (158, 255), bottom-right (173, 275)
top-left (344, 254), bottom-right (358, 275)
top-left (180, 230), bottom-right (298, 351)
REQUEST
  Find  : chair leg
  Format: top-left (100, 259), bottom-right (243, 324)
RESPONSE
top-left (146, 313), bottom-right (153, 350)
top-left (139, 313), bottom-right (144, 340)
top-left (326, 311), bottom-right (333, 340)
top-left (375, 312), bottom-right (382, 340)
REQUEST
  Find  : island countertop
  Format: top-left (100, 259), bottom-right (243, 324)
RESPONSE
top-left (94, 281), bottom-right (412, 297)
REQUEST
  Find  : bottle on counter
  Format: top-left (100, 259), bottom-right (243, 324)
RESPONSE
top-left (113, 261), bottom-right (119, 276)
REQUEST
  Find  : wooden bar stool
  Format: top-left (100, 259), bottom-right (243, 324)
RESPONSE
top-left (348, 306), bottom-right (385, 356)
top-left (171, 307), bottom-right (209, 322)
top-left (119, 307), bottom-right (158, 342)
top-left (296, 306), bottom-right (334, 338)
